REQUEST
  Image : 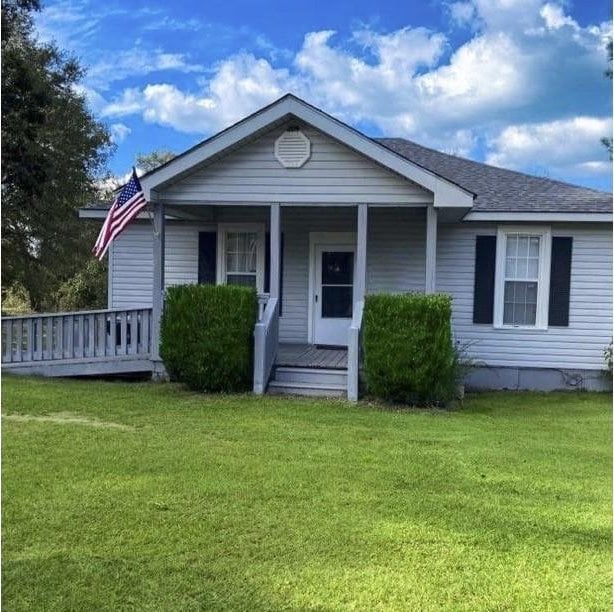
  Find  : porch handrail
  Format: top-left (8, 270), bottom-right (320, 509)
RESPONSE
top-left (1, 308), bottom-right (153, 364)
top-left (347, 300), bottom-right (364, 401)
top-left (257, 293), bottom-right (270, 322)
top-left (253, 296), bottom-right (279, 394)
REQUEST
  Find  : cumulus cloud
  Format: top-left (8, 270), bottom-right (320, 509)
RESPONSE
top-left (55, 0), bottom-right (610, 185)
top-left (486, 116), bottom-right (613, 177)
top-left (446, 2), bottom-right (477, 28)
top-left (109, 123), bottom-right (131, 143)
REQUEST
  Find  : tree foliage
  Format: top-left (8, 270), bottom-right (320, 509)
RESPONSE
top-left (1, 0), bottom-right (112, 310)
top-left (602, 39), bottom-right (613, 160)
top-left (136, 150), bottom-right (175, 173)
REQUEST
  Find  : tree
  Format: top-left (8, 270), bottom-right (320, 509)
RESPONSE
top-left (1, 0), bottom-right (112, 310)
top-left (602, 39), bottom-right (613, 160)
top-left (136, 150), bottom-right (176, 173)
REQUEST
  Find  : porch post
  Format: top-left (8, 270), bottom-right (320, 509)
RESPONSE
top-left (425, 205), bottom-right (437, 293)
top-left (151, 196), bottom-right (165, 365)
top-left (356, 204), bottom-right (368, 300)
top-left (269, 203), bottom-right (281, 299)
top-left (348, 204), bottom-right (368, 402)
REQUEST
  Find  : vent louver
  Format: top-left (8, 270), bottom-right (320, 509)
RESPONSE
top-left (275, 129), bottom-right (311, 168)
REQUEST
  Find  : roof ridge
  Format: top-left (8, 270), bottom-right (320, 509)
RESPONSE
top-left (375, 137), bottom-right (612, 196)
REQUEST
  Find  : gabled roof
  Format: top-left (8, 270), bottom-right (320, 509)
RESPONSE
top-left (93, 93), bottom-right (611, 221)
top-left (140, 94), bottom-right (475, 209)
top-left (378, 138), bottom-right (612, 216)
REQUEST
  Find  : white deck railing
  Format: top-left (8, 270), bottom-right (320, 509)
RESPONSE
top-left (1, 308), bottom-right (153, 364)
top-left (347, 300), bottom-right (364, 401)
top-left (253, 297), bottom-right (279, 394)
top-left (257, 293), bottom-right (270, 321)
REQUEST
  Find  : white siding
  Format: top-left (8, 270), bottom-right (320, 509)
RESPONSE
top-left (110, 210), bottom-right (268, 309)
top-left (160, 123), bottom-right (432, 205)
top-left (110, 222), bottom-right (204, 308)
top-left (110, 214), bottom-right (612, 371)
top-left (278, 207), bottom-right (427, 343)
top-left (111, 223), bottom-right (153, 308)
top-left (367, 208), bottom-right (426, 293)
top-left (437, 223), bottom-right (613, 370)
top-left (279, 208), bottom-right (356, 343)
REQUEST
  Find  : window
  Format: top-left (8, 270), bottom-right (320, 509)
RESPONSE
top-left (226, 232), bottom-right (258, 287)
top-left (494, 227), bottom-right (551, 329)
top-left (217, 224), bottom-right (265, 292)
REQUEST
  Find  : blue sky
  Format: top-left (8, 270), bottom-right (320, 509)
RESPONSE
top-left (35, 0), bottom-right (613, 190)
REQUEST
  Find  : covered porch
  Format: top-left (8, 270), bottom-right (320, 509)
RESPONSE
top-left (148, 200), bottom-right (442, 399)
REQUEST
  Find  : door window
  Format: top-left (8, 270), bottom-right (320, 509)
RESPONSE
top-left (321, 251), bottom-right (353, 318)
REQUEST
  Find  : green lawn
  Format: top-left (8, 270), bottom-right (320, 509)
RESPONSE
top-left (2, 376), bottom-right (611, 611)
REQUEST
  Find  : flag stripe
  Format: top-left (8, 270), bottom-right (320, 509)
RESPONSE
top-left (93, 169), bottom-right (148, 260)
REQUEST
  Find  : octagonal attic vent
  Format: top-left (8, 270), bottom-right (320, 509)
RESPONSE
top-left (275, 129), bottom-right (311, 168)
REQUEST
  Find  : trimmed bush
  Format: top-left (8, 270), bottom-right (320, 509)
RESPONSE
top-left (362, 293), bottom-right (457, 405)
top-left (160, 284), bottom-right (257, 392)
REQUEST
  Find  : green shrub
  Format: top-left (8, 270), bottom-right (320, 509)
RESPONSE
top-left (160, 285), bottom-right (257, 392)
top-left (362, 293), bottom-right (457, 406)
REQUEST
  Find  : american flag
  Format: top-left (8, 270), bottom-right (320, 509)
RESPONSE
top-left (93, 168), bottom-right (147, 260)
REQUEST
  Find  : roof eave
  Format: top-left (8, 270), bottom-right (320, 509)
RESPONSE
top-left (140, 94), bottom-right (475, 209)
top-left (463, 211), bottom-right (613, 222)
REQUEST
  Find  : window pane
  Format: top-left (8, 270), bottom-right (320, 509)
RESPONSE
top-left (322, 252), bottom-right (353, 285)
top-left (527, 258), bottom-right (539, 278)
top-left (227, 274), bottom-right (256, 288)
top-left (503, 281), bottom-right (537, 325)
top-left (517, 236), bottom-right (529, 257)
top-left (226, 231), bottom-right (258, 274)
top-left (228, 233), bottom-right (239, 252)
top-left (506, 234), bottom-right (518, 257)
top-left (247, 248), bottom-right (257, 273)
top-left (529, 237), bottom-right (540, 257)
top-left (322, 286), bottom-right (353, 318)
top-left (226, 252), bottom-right (238, 272)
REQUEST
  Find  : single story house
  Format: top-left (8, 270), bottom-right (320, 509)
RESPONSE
top-left (81, 94), bottom-right (613, 397)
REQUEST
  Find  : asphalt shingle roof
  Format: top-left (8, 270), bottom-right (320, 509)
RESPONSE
top-left (376, 137), bottom-right (612, 214)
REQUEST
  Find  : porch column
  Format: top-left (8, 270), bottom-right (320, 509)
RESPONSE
top-left (356, 204), bottom-right (368, 300)
top-left (425, 206), bottom-right (437, 293)
top-left (269, 203), bottom-right (281, 300)
top-left (151, 196), bottom-right (165, 363)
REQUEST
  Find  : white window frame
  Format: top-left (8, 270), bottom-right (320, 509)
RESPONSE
top-left (494, 225), bottom-right (552, 330)
top-left (216, 223), bottom-right (266, 293)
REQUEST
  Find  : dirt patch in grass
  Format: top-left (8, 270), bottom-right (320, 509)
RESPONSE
top-left (2, 412), bottom-right (135, 431)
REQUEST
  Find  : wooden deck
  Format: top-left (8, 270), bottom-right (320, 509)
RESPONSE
top-left (276, 344), bottom-right (348, 369)
top-left (1, 308), bottom-right (154, 377)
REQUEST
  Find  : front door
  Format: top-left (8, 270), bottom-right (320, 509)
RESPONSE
top-left (312, 244), bottom-right (355, 346)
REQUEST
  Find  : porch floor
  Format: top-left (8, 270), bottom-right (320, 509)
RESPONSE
top-left (276, 344), bottom-right (348, 370)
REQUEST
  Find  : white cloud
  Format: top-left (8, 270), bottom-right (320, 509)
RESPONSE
top-left (486, 116), bottom-right (613, 177)
top-left (103, 53), bottom-right (293, 133)
top-left (89, 1), bottom-right (610, 184)
top-left (88, 49), bottom-right (203, 90)
top-left (103, 88), bottom-right (144, 117)
top-left (447, 2), bottom-right (477, 27)
top-left (109, 123), bottom-right (131, 143)
top-left (540, 3), bottom-right (578, 31)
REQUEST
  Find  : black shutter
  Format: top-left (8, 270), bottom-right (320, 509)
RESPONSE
top-left (264, 233), bottom-right (284, 316)
top-left (548, 237), bottom-right (572, 327)
top-left (264, 232), bottom-right (270, 293)
top-left (198, 232), bottom-right (216, 284)
top-left (473, 235), bottom-right (497, 324)
top-left (279, 233), bottom-right (284, 317)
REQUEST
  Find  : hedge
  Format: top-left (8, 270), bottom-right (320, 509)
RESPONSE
top-left (160, 284), bottom-right (257, 392)
top-left (362, 293), bottom-right (457, 405)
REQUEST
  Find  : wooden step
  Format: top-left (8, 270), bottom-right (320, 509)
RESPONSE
top-left (267, 380), bottom-right (347, 397)
top-left (273, 366), bottom-right (347, 386)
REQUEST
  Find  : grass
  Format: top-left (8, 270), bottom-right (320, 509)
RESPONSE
top-left (2, 375), bottom-right (611, 611)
